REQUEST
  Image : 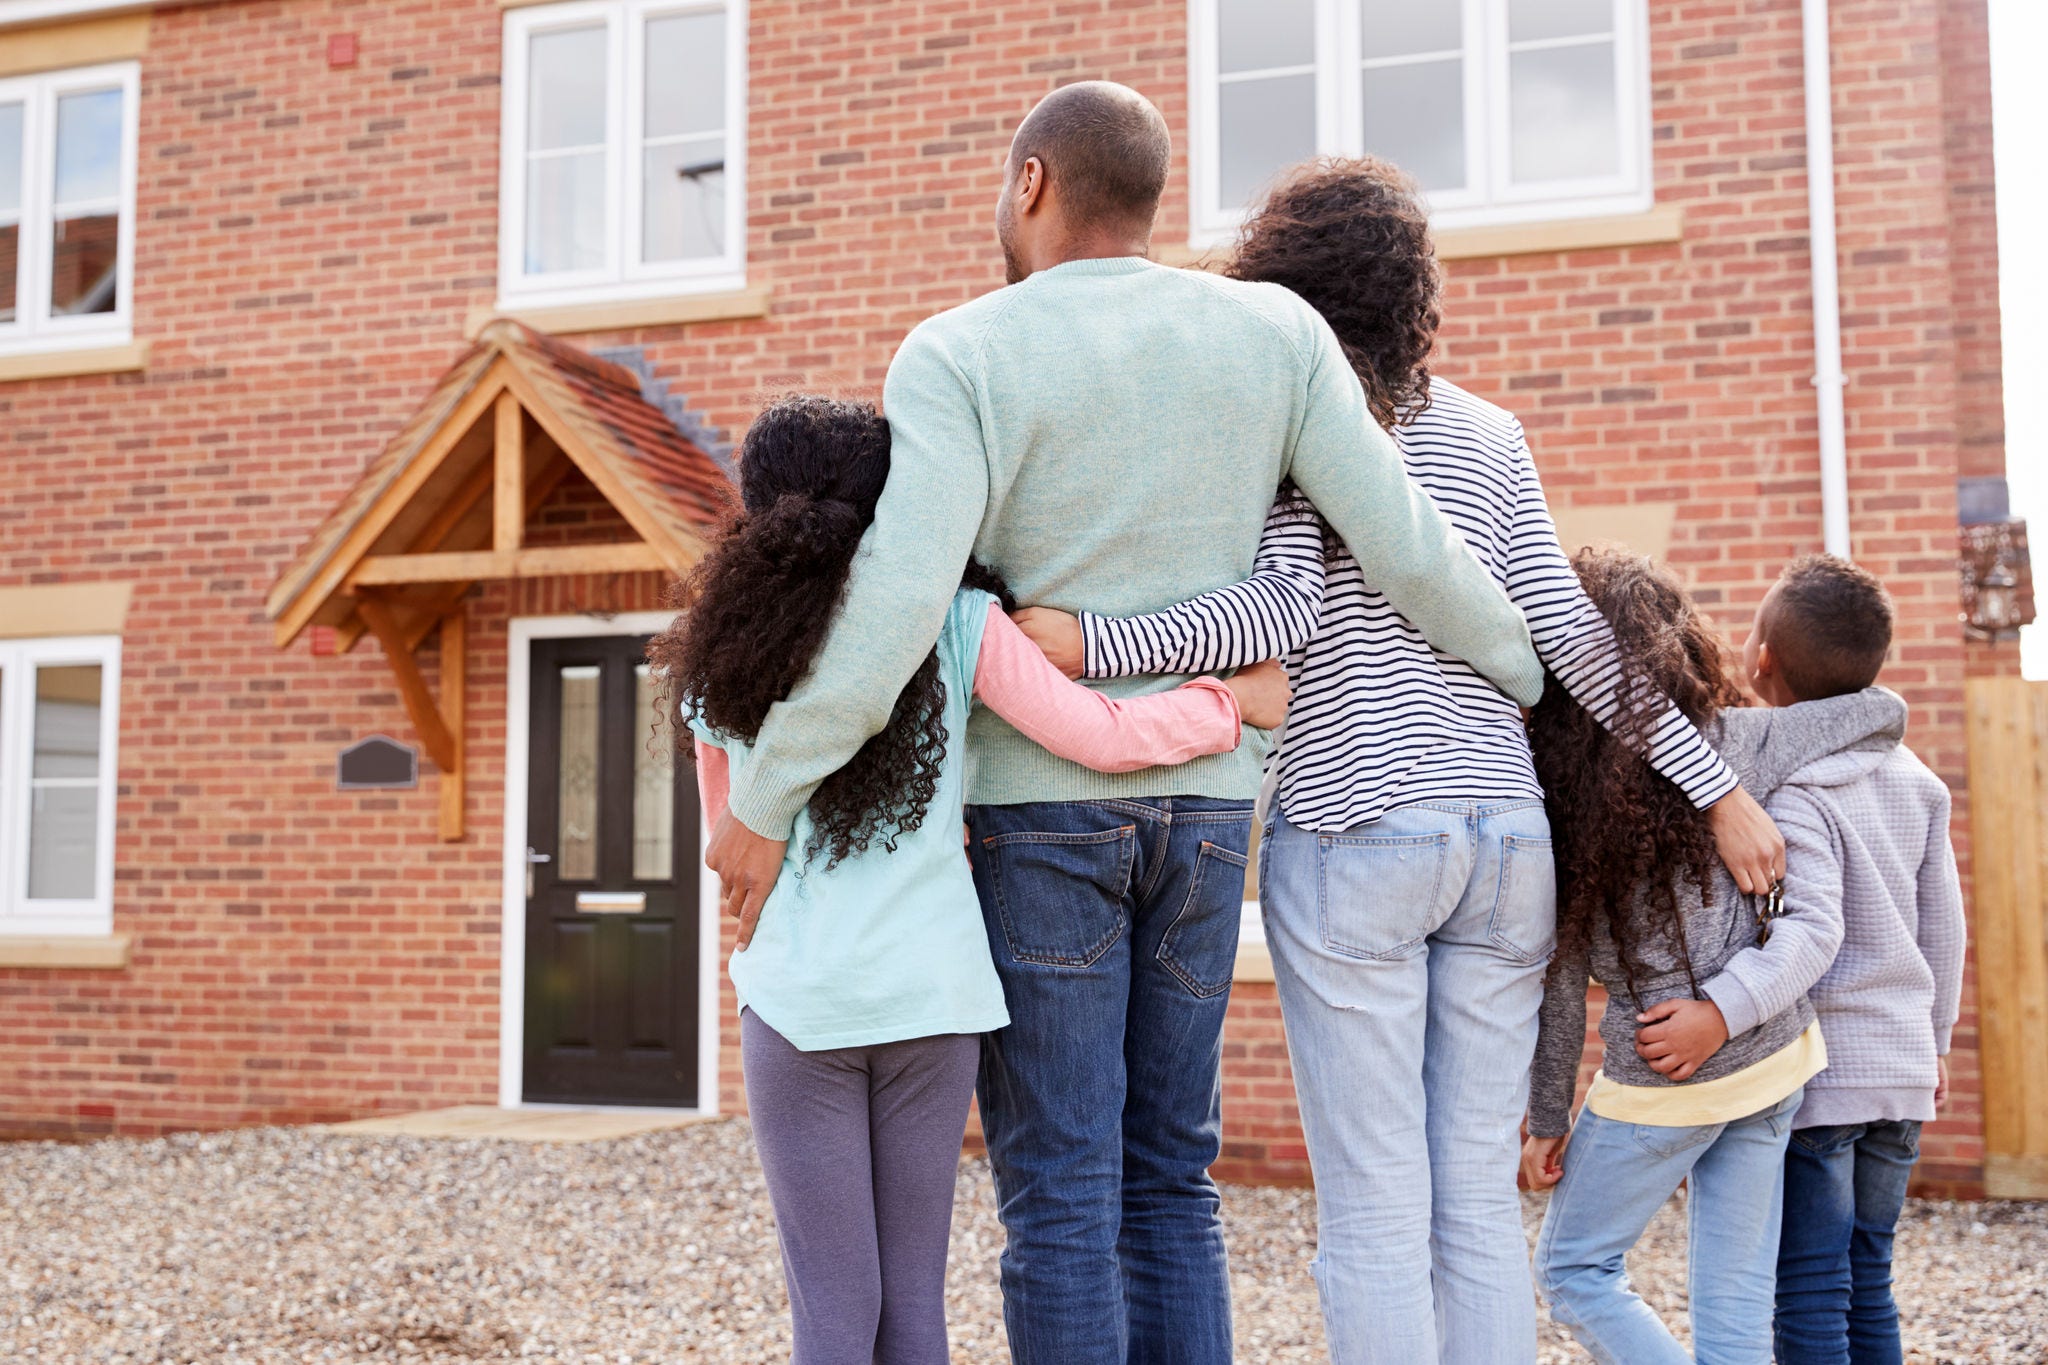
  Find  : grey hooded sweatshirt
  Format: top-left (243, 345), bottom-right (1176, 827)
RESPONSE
top-left (1529, 687), bottom-right (1910, 1138)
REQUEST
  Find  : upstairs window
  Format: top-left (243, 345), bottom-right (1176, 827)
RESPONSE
top-left (500, 0), bottom-right (746, 307)
top-left (1189, 0), bottom-right (1649, 242)
top-left (0, 636), bottom-right (120, 938)
top-left (0, 62), bottom-right (138, 358)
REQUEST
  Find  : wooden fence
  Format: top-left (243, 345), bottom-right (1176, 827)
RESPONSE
top-left (1964, 677), bottom-right (2048, 1198)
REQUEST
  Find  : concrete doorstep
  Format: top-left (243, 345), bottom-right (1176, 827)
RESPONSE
top-left (319, 1104), bottom-right (721, 1143)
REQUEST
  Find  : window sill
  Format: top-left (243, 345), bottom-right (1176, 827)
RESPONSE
top-left (0, 933), bottom-right (130, 969)
top-left (1159, 205), bottom-right (1685, 268)
top-left (467, 286), bottom-right (772, 340)
top-left (0, 340), bottom-right (147, 384)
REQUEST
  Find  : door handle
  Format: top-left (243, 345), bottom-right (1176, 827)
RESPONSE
top-left (525, 846), bottom-right (552, 899)
top-left (576, 890), bottom-right (648, 914)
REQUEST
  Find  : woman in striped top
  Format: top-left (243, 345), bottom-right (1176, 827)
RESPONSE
top-left (1014, 159), bottom-right (1786, 1363)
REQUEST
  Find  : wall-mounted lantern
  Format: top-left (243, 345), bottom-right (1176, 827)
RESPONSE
top-left (1959, 518), bottom-right (2035, 640)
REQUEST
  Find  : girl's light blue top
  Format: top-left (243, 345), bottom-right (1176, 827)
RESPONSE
top-left (691, 588), bottom-right (1008, 1051)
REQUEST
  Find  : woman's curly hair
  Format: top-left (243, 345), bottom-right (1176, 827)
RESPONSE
top-left (1526, 548), bottom-right (1750, 1005)
top-left (649, 394), bottom-right (1008, 869)
top-left (1227, 156), bottom-right (1442, 430)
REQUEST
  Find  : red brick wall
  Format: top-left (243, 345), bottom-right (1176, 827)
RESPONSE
top-left (0, 0), bottom-right (2013, 1191)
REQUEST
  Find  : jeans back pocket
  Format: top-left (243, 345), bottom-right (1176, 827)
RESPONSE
top-left (983, 825), bottom-right (1136, 967)
top-left (1158, 840), bottom-right (1250, 998)
top-left (1490, 834), bottom-right (1558, 964)
top-left (1317, 831), bottom-right (1452, 961)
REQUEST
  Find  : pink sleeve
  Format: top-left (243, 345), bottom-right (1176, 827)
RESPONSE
top-left (695, 739), bottom-right (731, 828)
top-left (973, 608), bottom-right (1243, 773)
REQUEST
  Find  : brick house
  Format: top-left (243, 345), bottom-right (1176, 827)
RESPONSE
top-left (0, 0), bottom-right (2015, 1194)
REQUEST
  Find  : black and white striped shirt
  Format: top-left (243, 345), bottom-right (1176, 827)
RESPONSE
top-left (1078, 380), bottom-right (1739, 832)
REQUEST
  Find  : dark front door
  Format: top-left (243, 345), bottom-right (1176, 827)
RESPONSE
top-left (524, 634), bottom-right (701, 1106)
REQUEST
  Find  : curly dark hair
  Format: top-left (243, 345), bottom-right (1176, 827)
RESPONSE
top-left (1227, 156), bottom-right (1442, 430)
top-left (1526, 548), bottom-right (1750, 1006)
top-left (649, 394), bottom-right (1008, 869)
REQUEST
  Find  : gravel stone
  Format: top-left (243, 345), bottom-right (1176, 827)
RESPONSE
top-left (2, 1120), bottom-right (2040, 1362)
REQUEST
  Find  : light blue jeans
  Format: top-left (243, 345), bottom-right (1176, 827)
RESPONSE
top-left (1534, 1089), bottom-right (1806, 1365)
top-left (1261, 800), bottom-right (1556, 1364)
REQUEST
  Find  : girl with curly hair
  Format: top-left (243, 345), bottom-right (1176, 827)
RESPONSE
top-left (1521, 548), bottom-right (1904, 1364)
top-left (1013, 158), bottom-right (1785, 1362)
top-left (649, 394), bottom-right (1288, 1365)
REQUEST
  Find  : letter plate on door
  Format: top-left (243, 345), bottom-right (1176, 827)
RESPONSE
top-left (575, 891), bottom-right (648, 914)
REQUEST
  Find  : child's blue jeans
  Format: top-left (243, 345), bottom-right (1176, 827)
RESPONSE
top-left (1773, 1118), bottom-right (1921, 1365)
top-left (1534, 1088), bottom-right (1805, 1364)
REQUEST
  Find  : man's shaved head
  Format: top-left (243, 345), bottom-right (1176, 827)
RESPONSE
top-left (1009, 81), bottom-right (1171, 231)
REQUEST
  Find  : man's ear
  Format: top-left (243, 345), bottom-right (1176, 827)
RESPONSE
top-left (1754, 638), bottom-right (1776, 679)
top-left (1014, 155), bottom-right (1046, 216)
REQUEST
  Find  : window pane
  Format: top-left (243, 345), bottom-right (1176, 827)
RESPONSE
top-left (33, 666), bottom-right (101, 779)
top-left (1359, 0), bottom-right (1461, 59)
top-left (1362, 59), bottom-right (1466, 192)
top-left (1218, 0), bottom-right (1314, 74)
top-left (558, 665), bottom-right (599, 881)
top-left (525, 149), bottom-right (607, 274)
top-left (51, 213), bottom-right (119, 316)
top-left (0, 101), bottom-right (21, 216)
top-left (632, 665), bottom-right (672, 881)
top-left (53, 89), bottom-right (122, 206)
top-left (1218, 74), bottom-right (1316, 208)
top-left (28, 665), bottom-right (103, 902)
top-left (0, 223), bottom-right (16, 325)
top-left (643, 136), bottom-right (725, 262)
top-left (0, 102), bottom-right (19, 325)
top-left (528, 24), bottom-right (608, 151)
top-left (645, 11), bottom-right (724, 139)
top-left (1509, 42), bottom-right (1620, 183)
top-left (1509, 0), bottom-right (1615, 43)
top-left (29, 786), bottom-right (96, 899)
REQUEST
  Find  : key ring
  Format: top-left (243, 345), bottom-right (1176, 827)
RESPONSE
top-left (1755, 879), bottom-right (1785, 945)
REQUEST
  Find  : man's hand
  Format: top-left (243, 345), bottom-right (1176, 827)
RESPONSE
top-left (1708, 785), bottom-right (1784, 895)
top-left (1224, 659), bottom-right (1292, 730)
top-left (704, 810), bottom-right (788, 950)
top-left (1521, 1133), bottom-right (1567, 1189)
top-left (1935, 1055), bottom-right (1950, 1112)
top-left (1634, 998), bottom-right (1730, 1080)
top-left (1011, 607), bottom-right (1085, 680)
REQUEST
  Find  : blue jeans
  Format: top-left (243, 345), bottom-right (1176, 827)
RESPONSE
top-left (1773, 1119), bottom-right (1921, 1365)
top-left (1534, 1090), bottom-right (1805, 1365)
top-left (1261, 800), bottom-right (1555, 1364)
top-left (967, 797), bottom-right (1252, 1365)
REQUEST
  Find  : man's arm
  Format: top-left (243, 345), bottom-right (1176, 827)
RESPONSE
top-left (1070, 491), bottom-right (1326, 679)
top-left (719, 325), bottom-right (990, 842)
top-left (1281, 319), bottom-right (1543, 706)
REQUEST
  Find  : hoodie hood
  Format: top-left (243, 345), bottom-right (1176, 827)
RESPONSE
top-left (1710, 687), bottom-right (1909, 800)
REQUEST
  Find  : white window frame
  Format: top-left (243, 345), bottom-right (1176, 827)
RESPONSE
top-left (0, 60), bottom-right (139, 359)
top-left (1187, 0), bottom-right (1651, 246)
top-left (0, 635), bottom-right (121, 938)
top-left (498, 0), bottom-right (747, 310)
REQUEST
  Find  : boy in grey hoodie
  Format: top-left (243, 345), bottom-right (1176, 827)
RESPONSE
top-left (1750, 557), bottom-right (1966, 1365)
top-left (1523, 549), bottom-right (1909, 1365)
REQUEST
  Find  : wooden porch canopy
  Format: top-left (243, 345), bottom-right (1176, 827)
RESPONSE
top-left (265, 320), bottom-right (730, 839)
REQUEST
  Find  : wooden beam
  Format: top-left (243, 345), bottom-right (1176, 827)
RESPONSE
top-left (357, 596), bottom-right (457, 773)
top-left (497, 362), bottom-right (698, 571)
top-left (348, 542), bottom-right (668, 587)
top-left (438, 603), bottom-right (467, 842)
top-left (271, 366), bottom-right (512, 646)
top-left (494, 391), bottom-right (524, 554)
top-left (333, 452), bottom-right (577, 655)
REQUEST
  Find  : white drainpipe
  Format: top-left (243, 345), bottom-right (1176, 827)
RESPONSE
top-left (1803, 0), bottom-right (1852, 557)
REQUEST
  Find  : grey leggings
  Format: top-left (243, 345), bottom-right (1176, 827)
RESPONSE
top-left (742, 1009), bottom-right (982, 1365)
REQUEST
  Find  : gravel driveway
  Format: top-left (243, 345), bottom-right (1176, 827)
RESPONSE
top-left (3, 1118), bottom-right (2041, 1363)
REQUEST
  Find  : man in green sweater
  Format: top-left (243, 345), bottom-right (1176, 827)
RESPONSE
top-left (707, 83), bottom-right (1542, 1363)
